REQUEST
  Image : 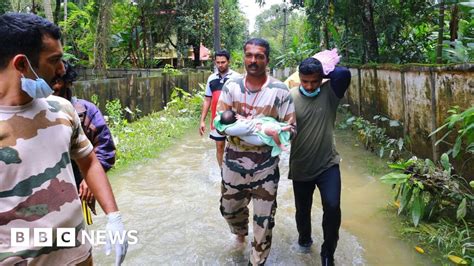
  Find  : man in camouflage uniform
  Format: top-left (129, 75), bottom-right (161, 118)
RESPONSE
top-left (216, 38), bottom-right (296, 265)
top-left (0, 13), bottom-right (127, 265)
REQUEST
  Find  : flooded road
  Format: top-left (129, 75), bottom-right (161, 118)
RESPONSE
top-left (89, 128), bottom-right (430, 265)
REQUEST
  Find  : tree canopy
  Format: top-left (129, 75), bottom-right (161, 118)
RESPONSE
top-left (1, 0), bottom-right (471, 68)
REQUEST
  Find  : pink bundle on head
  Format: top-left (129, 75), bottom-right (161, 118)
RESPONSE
top-left (312, 48), bottom-right (341, 75)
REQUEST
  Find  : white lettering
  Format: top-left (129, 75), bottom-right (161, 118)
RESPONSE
top-left (96, 230), bottom-right (107, 245)
top-left (127, 230), bottom-right (139, 244)
top-left (81, 230), bottom-right (94, 246)
top-left (108, 230), bottom-right (127, 245)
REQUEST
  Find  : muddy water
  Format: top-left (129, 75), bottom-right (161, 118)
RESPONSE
top-left (89, 128), bottom-right (430, 265)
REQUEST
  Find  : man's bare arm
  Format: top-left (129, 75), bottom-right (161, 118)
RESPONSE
top-left (199, 96), bottom-right (212, 136)
top-left (75, 151), bottom-right (118, 214)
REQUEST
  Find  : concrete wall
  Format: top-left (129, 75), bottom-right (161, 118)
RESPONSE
top-left (73, 70), bottom-right (210, 120)
top-left (346, 64), bottom-right (474, 178)
top-left (70, 65), bottom-right (473, 176)
top-left (272, 67), bottom-right (297, 81)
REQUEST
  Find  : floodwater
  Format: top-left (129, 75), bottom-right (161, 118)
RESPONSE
top-left (89, 128), bottom-right (431, 265)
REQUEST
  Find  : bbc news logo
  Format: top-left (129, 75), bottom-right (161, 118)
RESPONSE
top-left (10, 228), bottom-right (138, 247)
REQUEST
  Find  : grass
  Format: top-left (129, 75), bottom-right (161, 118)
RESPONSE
top-left (108, 113), bottom-right (198, 173)
top-left (106, 87), bottom-right (204, 174)
top-left (397, 219), bottom-right (473, 265)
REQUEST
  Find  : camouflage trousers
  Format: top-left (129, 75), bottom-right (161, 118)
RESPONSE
top-left (220, 159), bottom-right (280, 265)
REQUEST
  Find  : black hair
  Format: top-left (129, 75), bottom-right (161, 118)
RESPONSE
top-left (243, 38), bottom-right (270, 59)
top-left (298, 57), bottom-right (324, 76)
top-left (221, 110), bottom-right (237, 125)
top-left (62, 61), bottom-right (78, 83)
top-left (0, 13), bottom-right (61, 70)
top-left (215, 50), bottom-right (230, 61)
top-left (54, 61), bottom-right (76, 101)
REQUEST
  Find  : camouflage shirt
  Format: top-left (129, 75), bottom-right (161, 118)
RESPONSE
top-left (0, 96), bottom-right (93, 265)
top-left (217, 75), bottom-right (296, 174)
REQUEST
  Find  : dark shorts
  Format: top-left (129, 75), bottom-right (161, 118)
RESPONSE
top-left (209, 128), bottom-right (226, 141)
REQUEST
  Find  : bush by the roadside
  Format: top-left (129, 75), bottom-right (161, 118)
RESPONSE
top-left (337, 105), bottom-right (474, 265)
top-left (105, 86), bottom-right (204, 171)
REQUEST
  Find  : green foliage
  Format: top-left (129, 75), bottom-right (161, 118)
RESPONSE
top-left (30, 0), bottom-right (473, 67)
top-left (219, 0), bottom-right (248, 54)
top-left (90, 94), bottom-right (100, 108)
top-left (431, 106), bottom-right (474, 159)
top-left (342, 114), bottom-right (406, 161)
top-left (442, 3), bottom-right (474, 63)
top-left (60, 1), bottom-right (97, 66)
top-left (110, 110), bottom-right (197, 170)
top-left (252, 3), bottom-right (308, 68)
top-left (229, 50), bottom-right (244, 70)
top-left (108, 1), bottom-right (139, 68)
top-left (399, 219), bottom-right (473, 265)
top-left (301, 0), bottom-right (473, 64)
top-left (164, 86), bottom-right (204, 118)
top-left (105, 98), bottom-right (127, 129)
top-left (105, 85), bottom-right (204, 170)
top-left (0, 0), bottom-right (11, 14)
top-left (381, 155), bottom-right (474, 227)
top-left (175, 0), bottom-right (212, 66)
top-left (162, 64), bottom-right (182, 75)
top-left (275, 36), bottom-right (315, 68)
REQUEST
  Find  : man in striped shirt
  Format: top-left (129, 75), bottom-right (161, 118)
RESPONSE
top-left (216, 38), bottom-right (296, 265)
top-left (199, 50), bottom-right (239, 168)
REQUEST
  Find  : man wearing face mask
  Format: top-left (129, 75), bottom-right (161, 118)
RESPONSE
top-left (288, 49), bottom-right (351, 266)
top-left (0, 13), bottom-right (127, 266)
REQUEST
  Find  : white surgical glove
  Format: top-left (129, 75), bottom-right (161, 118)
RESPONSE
top-left (105, 211), bottom-right (128, 266)
top-left (224, 120), bottom-right (256, 136)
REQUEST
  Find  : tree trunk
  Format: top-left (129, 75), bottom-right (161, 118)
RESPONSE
top-left (436, 0), bottom-right (445, 64)
top-left (449, 4), bottom-right (459, 42)
top-left (129, 27), bottom-right (138, 67)
top-left (213, 0), bottom-right (221, 52)
top-left (42, 0), bottom-right (53, 21)
top-left (148, 20), bottom-right (155, 67)
top-left (31, 0), bottom-right (36, 13)
top-left (322, 0), bottom-right (330, 49)
top-left (63, 0), bottom-right (67, 46)
top-left (360, 0), bottom-right (378, 62)
top-left (176, 24), bottom-right (185, 68)
top-left (94, 0), bottom-right (113, 73)
top-left (135, 26), bottom-right (142, 66)
top-left (53, 0), bottom-right (60, 24)
top-left (193, 42), bottom-right (200, 67)
top-left (140, 7), bottom-right (147, 67)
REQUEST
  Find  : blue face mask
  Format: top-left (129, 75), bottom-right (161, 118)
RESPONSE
top-left (20, 57), bottom-right (53, 99)
top-left (299, 85), bottom-right (320, 97)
